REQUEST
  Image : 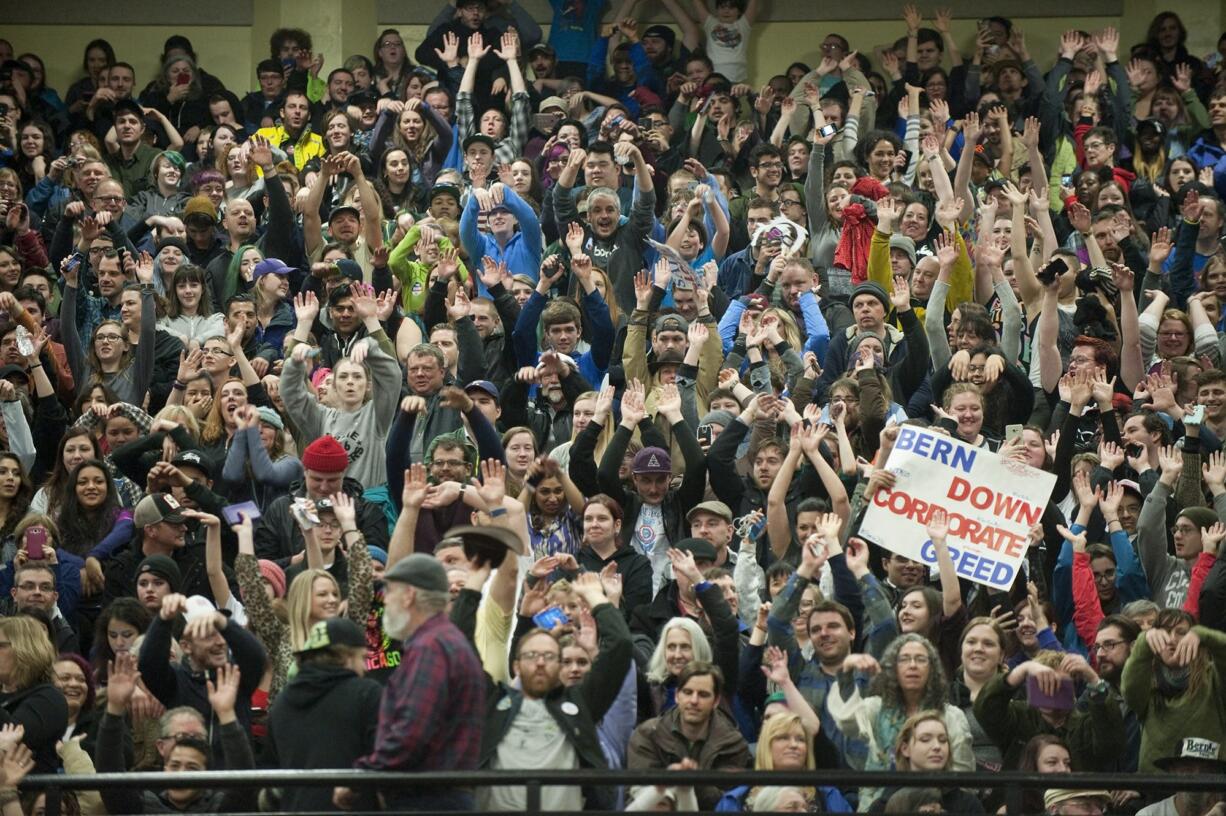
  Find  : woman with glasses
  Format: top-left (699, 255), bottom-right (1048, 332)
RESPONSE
top-left (1137, 288), bottom-right (1217, 372)
top-left (372, 29), bottom-right (411, 98)
top-left (52, 653), bottom-right (108, 759)
top-left (61, 254), bottom-right (156, 408)
top-left (827, 633), bottom-right (974, 808)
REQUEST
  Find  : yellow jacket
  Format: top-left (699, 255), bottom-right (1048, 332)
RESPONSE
top-left (867, 228), bottom-right (974, 324)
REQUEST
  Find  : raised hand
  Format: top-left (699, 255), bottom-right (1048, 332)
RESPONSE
top-left (466, 32), bottom-right (491, 61)
top-left (401, 462), bottom-right (429, 509)
top-left (473, 458), bottom-right (507, 509)
top-left (494, 31), bottom-right (519, 62)
top-left (205, 663), bottom-right (241, 719)
top-left (1057, 523), bottom-right (1088, 554)
top-left (434, 31), bottom-right (461, 65)
top-left (294, 291), bottom-right (320, 324)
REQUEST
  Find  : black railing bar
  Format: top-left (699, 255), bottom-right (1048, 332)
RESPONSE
top-left (17, 769), bottom-right (1226, 791)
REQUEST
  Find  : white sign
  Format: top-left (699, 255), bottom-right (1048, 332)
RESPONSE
top-left (858, 426), bottom-right (1056, 591)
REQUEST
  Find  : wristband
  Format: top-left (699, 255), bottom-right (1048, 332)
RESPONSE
top-left (694, 580), bottom-right (713, 593)
top-left (490, 507), bottom-right (508, 518)
top-left (28, 363), bottom-right (42, 370)
top-left (173, 380), bottom-right (186, 390)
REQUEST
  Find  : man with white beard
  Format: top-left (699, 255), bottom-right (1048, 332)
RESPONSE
top-left (338, 553), bottom-right (486, 812)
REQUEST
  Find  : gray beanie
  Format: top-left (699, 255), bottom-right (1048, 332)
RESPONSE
top-left (700, 409), bottom-right (736, 428)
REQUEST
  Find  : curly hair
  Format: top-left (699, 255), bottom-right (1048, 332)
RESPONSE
top-left (870, 633), bottom-right (948, 715)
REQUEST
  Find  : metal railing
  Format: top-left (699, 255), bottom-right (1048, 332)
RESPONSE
top-left (20, 767), bottom-right (1226, 815)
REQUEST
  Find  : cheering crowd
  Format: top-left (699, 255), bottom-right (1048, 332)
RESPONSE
top-left (1, 0), bottom-right (1226, 812)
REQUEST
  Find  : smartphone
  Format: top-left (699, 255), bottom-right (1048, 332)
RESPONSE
top-left (25, 526), bottom-right (47, 561)
top-left (1125, 443), bottom-right (1144, 460)
top-left (1060, 174), bottom-right (1073, 186)
top-left (281, 57), bottom-right (296, 73)
top-left (63, 253), bottom-right (83, 274)
top-left (697, 424), bottom-right (714, 447)
top-left (222, 501), bottom-right (262, 526)
top-left (818, 123), bottom-right (837, 138)
top-left (175, 73), bottom-right (191, 86)
top-left (1005, 424), bottom-right (1024, 443)
top-left (532, 606), bottom-right (570, 631)
top-left (1026, 675), bottom-right (1076, 710)
top-left (607, 114), bottom-right (625, 131)
top-left (699, 95), bottom-right (715, 115)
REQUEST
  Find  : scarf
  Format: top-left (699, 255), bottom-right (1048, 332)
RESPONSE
top-left (835, 202), bottom-right (875, 285)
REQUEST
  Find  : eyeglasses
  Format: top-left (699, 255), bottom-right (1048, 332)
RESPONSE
top-left (202, 347), bottom-right (232, 357)
top-left (1068, 355), bottom-right (1096, 366)
top-left (1158, 330), bottom-right (1188, 338)
top-left (830, 396), bottom-right (859, 405)
top-left (780, 198), bottom-right (802, 207)
top-left (756, 161), bottom-right (784, 169)
top-left (158, 731), bottom-right (200, 743)
top-left (1092, 569), bottom-right (1117, 584)
top-left (1093, 639), bottom-right (1126, 652)
top-left (519, 650), bottom-right (560, 664)
top-left (897, 654), bottom-right (931, 666)
top-left (93, 195), bottom-right (124, 204)
top-left (94, 333), bottom-right (124, 343)
top-left (430, 459), bottom-right (467, 469)
top-left (17, 582), bottom-right (54, 593)
top-left (1170, 525), bottom-right (1199, 535)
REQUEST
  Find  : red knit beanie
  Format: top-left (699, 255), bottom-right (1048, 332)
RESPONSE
top-left (302, 435), bottom-right (349, 473)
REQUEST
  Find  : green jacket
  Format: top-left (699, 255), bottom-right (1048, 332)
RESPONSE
top-left (1122, 625), bottom-right (1226, 771)
top-left (973, 671), bottom-right (1125, 771)
top-left (387, 225), bottom-right (468, 314)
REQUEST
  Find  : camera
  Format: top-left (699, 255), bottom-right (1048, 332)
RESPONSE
top-left (1035, 257), bottom-right (1068, 286)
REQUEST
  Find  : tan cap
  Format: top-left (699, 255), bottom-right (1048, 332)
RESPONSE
top-left (686, 500), bottom-right (733, 523)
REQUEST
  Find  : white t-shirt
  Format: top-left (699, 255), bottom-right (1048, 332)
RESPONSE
top-left (483, 698), bottom-right (583, 812)
top-left (702, 16), bottom-right (751, 83)
top-left (633, 503), bottom-right (670, 594)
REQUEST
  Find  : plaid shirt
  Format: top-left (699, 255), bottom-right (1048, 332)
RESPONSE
top-left (356, 612), bottom-right (485, 773)
top-left (456, 91), bottom-right (531, 166)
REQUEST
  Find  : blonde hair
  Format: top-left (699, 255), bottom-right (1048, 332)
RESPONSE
top-left (570, 390), bottom-right (613, 464)
top-left (153, 405), bottom-right (200, 441)
top-left (756, 713), bottom-right (814, 770)
top-left (0, 616), bottom-right (56, 690)
top-left (286, 569), bottom-right (341, 651)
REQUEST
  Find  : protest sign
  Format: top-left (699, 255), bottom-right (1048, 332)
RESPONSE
top-left (858, 426), bottom-right (1056, 591)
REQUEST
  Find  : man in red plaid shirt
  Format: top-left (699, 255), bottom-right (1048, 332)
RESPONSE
top-left (337, 553), bottom-right (485, 812)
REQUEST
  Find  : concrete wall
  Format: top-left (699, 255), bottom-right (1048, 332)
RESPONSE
top-left (4, 0), bottom-right (1223, 104)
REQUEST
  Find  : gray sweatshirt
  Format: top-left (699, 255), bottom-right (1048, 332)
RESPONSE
top-left (1135, 480), bottom-right (1222, 608)
top-left (280, 334), bottom-right (402, 490)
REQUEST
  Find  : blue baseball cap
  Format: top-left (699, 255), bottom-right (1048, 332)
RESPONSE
top-left (252, 258), bottom-right (296, 279)
top-left (465, 380), bottom-right (500, 399)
